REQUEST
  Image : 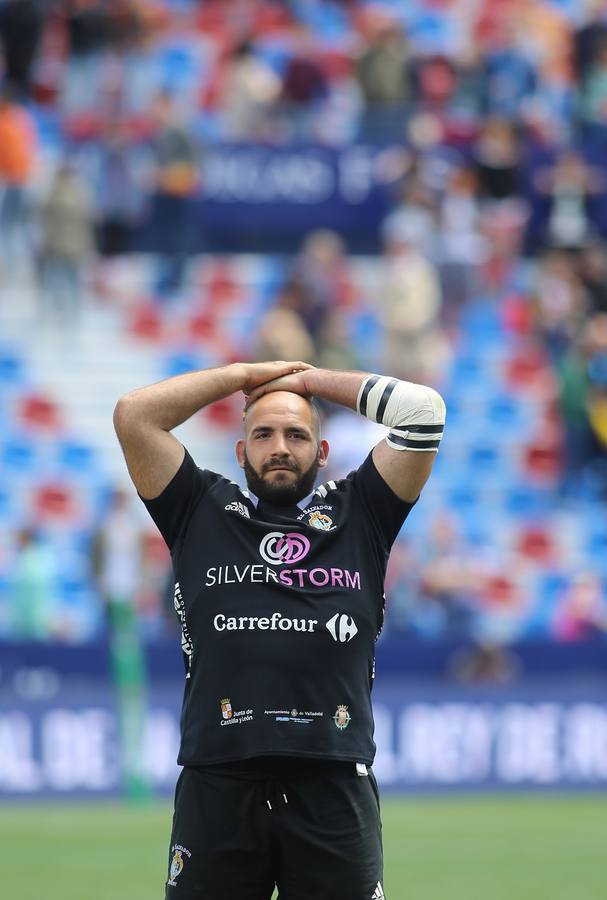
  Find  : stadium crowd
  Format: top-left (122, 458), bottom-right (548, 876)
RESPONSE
top-left (1, 0), bottom-right (607, 658)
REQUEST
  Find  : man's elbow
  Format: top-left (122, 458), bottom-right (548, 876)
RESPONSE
top-left (113, 393), bottom-right (140, 437)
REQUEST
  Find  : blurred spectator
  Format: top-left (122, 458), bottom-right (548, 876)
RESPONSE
top-left (533, 150), bottom-right (604, 251)
top-left (532, 250), bottom-right (588, 363)
top-left (61, 0), bottom-right (110, 114)
top-left (557, 314), bottom-right (607, 491)
top-left (93, 118), bottom-right (147, 258)
top-left (91, 486), bottom-right (150, 799)
top-left (579, 241), bottom-right (607, 314)
top-left (279, 25), bottom-right (328, 140)
top-left (0, 0), bottom-right (44, 98)
top-left (473, 118), bottom-right (521, 201)
top-left (314, 309), bottom-right (360, 372)
top-left (379, 213), bottom-right (448, 383)
top-left (416, 514), bottom-right (481, 638)
top-left (381, 170), bottom-right (437, 260)
top-left (321, 407), bottom-right (385, 482)
top-left (37, 161), bottom-right (95, 324)
top-left (574, 2), bottom-right (607, 82)
top-left (356, 22), bottom-right (410, 139)
top-left (91, 487), bottom-right (144, 619)
top-left (7, 528), bottom-right (60, 640)
top-left (222, 40), bottom-right (281, 141)
top-left (0, 84), bottom-right (37, 267)
top-left (290, 229), bottom-right (351, 338)
top-left (410, 54), bottom-right (458, 115)
top-left (553, 571), bottom-right (607, 640)
top-left (438, 163), bottom-right (488, 313)
top-left (579, 40), bottom-right (607, 140)
top-left (252, 300), bottom-right (315, 363)
top-left (481, 21), bottom-right (537, 120)
top-left (148, 90), bottom-right (199, 297)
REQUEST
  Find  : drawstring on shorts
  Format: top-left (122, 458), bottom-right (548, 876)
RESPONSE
top-left (264, 783), bottom-right (289, 812)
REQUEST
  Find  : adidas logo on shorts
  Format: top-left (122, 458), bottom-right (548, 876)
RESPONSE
top-left (371, 881), bottom-right (385, 899)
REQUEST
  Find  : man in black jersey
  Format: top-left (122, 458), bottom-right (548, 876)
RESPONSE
top-left (114, 361), bottom-right (445, 900)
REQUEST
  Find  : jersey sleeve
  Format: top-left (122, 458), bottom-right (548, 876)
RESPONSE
top-left (349, 451), bottom-right (416, 550)
top-left (139, 448), bottom-right (222, 554)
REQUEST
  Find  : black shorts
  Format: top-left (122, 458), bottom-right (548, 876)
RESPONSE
top-left (164, 758), bottom-right (386, 900)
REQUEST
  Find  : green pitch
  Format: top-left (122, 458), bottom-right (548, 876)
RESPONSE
top-left (3, 795), bottom-right (605, 899)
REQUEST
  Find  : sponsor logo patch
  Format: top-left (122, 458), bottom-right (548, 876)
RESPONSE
top-left (333, 704), bottom-right (351, 730)
top-left (371, 881), bottom-right (385, 899)
top-left (259, 531), bottom-right (310, 565)
top-left (326, 612), bottom-right (358, 643)
top-left (225, 501), bottom-right (250, 518)
top-left (264, 708), bottom-right (324, 725)
top-left (218, 698), bottom-right (254, 727)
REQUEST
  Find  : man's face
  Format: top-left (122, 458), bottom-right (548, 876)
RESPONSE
top-left (236, 392), bottom-right (329, 505)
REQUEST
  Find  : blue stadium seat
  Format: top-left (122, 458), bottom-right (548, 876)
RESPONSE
top-left (164, 351), bottom-right (206, 379)
top-left (56, 440), bottom-right (97, 475)
top-left (0, 349), bottom-right (25, 384)
top-left (2, 438), bottom-right (38, 472)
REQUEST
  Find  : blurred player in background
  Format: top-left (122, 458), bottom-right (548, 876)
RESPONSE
top-left (114, 360), bottom-right (445, 899)
top-left (92, 487), bottom-right (150, 801)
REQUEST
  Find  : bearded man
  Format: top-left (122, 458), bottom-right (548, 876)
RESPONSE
top-left (114, 360), bottom-right (445, 900)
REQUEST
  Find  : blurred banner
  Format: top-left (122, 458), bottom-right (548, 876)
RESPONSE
top-left (175, 143), bottom-right (396, 252)
top-left (1, 678), bottom-right (606, 796)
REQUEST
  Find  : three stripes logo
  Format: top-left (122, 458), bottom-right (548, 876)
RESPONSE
top-left (371, 882), bottom-right (385, 899)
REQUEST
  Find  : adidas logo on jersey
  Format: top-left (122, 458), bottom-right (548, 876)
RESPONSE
top-left (224, 501), bottom-right (250, 518)
top-left (371, 881), bottom-right (385, 899)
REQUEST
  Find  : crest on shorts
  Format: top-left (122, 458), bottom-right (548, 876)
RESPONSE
top-left (220, 698), bottom-right (233, 720)
top-left (169, 850), bottom-right (184, 883)
top-left (168, 845), bottom-right (191, 887)
top-left (308, 511), bottom-right (333, 531)
top-left (333, 704), bottom-right (351, 730)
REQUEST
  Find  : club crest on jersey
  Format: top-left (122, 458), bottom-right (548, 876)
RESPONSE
top-left (220, 698), bottom-right (233, 720)
top-left (168, 845), bottom-right (191, 886)
top-left (308, 511), bottom-right (334, 531)
top-left (333, 704), bottom-right (351, 730)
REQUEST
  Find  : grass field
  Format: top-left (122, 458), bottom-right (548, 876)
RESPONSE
top-left (4, 795), bottom-right (606, 899)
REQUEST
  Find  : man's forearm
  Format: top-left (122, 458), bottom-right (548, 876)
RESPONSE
top-left (304, 369), bottom-right (366, 412)
top-left (115, 365), bottom-right (246, 433)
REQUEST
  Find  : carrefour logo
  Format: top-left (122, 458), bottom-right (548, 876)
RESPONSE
top-left (325, 613), bottom-right (358, 643)
top-left (212, 611), bottom-right (358, 640)
top-left (259, 532), bottom-right (311, 565)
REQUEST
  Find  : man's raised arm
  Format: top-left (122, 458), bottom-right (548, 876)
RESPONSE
top-left (245, 367), bottom-right (446, 503)
top-left (113, 361), bottom-right (310, 499)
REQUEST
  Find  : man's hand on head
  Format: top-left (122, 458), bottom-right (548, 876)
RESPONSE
top-left (240, 361), bottom-right (313, 395)
top-left (244, 369), bottom-right (314, 409)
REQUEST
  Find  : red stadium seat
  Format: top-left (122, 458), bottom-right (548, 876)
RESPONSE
top-left (202, 394), bottom-right (242, 430)
top-left (34, 483), bottom-right (77, 523)
top-left (188, 311), bottom-right (217, 342)
top-left (18, 393), bottom-right (63, 432)
top-left (483, 573), bottom-right (518, 607)
top-left (515, 525), bottom-right (557, 565)
top-left (522, 439), bottom-right (562, 484)
top-left (129, 304), bottom-right (165, 342)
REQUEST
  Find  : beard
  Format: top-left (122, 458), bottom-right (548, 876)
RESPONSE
top-left (243, 451), bottom-right (320, 506)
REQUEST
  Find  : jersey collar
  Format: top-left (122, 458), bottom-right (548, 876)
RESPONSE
top-left (241, 489), bottom-right (316, 512)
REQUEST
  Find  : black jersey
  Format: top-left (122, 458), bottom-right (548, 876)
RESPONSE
top-left (142, 448), bottom-right (414, 767)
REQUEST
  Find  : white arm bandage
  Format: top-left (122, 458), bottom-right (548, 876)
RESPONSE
top-left (356, 374), bottom-right (446, 452)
